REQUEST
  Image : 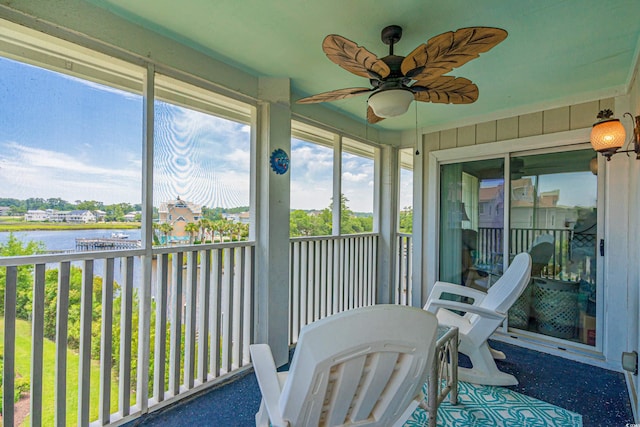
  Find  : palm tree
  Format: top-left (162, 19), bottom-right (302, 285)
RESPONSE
top-left (184, 222), bottom-right (199, 244)
top-left (197, 218), bottom-right (211, 242)
top-left (159, 222), bottom-right (173, 245)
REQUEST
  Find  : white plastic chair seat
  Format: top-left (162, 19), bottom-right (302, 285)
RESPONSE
top-left (250, 305), bottom-right (439, 427)
top-left (424, 252), bottom-right (532, 386)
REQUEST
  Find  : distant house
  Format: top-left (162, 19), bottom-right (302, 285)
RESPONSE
top-left (48, 210), bottom-right (70, 222)
top-left (94, 210), bottom-right (106, 222)
top-left (222, 211), bottom-right (250, 224)
top-left (123, 212), bottom-right (139, 222)
top-left (24, 210), bottom-right (48, 221)
top-left (0, 206), bottom-right (12, 216)
top-left (67, 210), bottom-right (96, 223)
top-left (158, 197), bottom-right (202, 243)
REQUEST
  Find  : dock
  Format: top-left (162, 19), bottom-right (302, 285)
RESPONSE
top-left (76, 238), bottom-right (142, 251)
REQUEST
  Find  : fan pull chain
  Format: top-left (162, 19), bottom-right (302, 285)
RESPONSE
top-left (415, 102), bottom-right (420, 155)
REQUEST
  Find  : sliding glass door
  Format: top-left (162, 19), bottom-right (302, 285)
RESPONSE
top-left (508, 149), bottom-right (597, 346)
top-left (439, 148), bottom-right (599, 347)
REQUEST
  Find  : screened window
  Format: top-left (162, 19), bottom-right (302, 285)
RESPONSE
top-left (0, 28), bottom-right (144, 255)
top-left (153, 74), bottom-right (252, 245)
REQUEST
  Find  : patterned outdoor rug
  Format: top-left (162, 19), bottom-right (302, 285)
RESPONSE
top-left (406, 381), bottom-right (582, 427)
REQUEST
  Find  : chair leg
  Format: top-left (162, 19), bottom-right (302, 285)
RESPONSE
top-left (458, 341), bottom-right (518, 386)
top-left (489, 345), bottom-right (506, 360)
top-left (255, 399), bottom-right (269, 427)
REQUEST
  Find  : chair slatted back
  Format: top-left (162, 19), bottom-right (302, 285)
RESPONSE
top-left (281, 305), bottom-right (438, 427)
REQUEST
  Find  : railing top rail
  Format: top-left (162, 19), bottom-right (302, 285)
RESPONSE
top-left (0, 248), bottom-right (147, 266)
top-left (397, 233), bottom-right (413, 238)
top-left (0, 241), bottom-right (256, 267)
top-left (152, 240), bottom-right (255, 254)
top-left (289, 233), bottom-right (379, 243)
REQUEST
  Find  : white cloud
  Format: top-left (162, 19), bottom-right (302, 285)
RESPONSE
top-left (0, 141), bottom-right (141, 203)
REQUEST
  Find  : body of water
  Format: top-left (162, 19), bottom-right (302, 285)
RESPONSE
top-left (0, 228), bottom-right (145, 288)
top-left (0, 228), bottom-right (142, 252)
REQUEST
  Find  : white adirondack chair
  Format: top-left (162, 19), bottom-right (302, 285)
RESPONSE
top-left (424, 252), bottom-right (532, 386)
top-left (249, 305), bottom-right (439, 427)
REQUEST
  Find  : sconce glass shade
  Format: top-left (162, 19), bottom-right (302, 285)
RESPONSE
top-left (590, 118), bottom-right (626, 155)
top-left (367, 89), bottom-right (414, 118)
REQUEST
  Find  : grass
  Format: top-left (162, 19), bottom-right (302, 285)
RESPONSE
top-left (0, 318), bottom-right (124, 426)
top-left (0, 222), bottom-right (141, 232)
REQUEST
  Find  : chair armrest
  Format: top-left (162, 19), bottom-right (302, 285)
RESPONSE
top-left (250, 344), bottom-right (287, 427)
top-left (425, 281), bottom-right (488, 309)
top-left (427, 300), bottom-right (506, 321)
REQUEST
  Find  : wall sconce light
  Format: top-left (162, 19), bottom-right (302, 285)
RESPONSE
top-left (590, 109), bottom-right (640, 161)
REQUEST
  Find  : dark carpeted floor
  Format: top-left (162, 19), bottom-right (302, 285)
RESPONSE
top-left (126, 340), bottom-right (634, 427)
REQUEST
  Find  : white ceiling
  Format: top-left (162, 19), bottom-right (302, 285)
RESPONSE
top-left (87, 0), bottom-right (640, 132)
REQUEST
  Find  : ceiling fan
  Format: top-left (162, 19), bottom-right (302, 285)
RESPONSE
top-left (297, 25), bottom-right (507, 123)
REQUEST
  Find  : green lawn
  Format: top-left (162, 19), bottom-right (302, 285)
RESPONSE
top-left (0, 318), bottom-right (125, 426)
top-left (0, 222), bottom-right (141, 232)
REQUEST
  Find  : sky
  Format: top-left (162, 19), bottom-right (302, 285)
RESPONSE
top-left (0, 56), bottom-right (404, 213)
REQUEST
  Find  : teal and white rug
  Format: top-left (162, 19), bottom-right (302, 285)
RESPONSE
top-left (406, 381), bottom-right (582, 427)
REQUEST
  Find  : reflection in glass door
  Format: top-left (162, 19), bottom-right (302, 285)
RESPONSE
top-left (508, 149), bottom-right (597, 346)
top-left (439, 159), bottom-right (505, 288)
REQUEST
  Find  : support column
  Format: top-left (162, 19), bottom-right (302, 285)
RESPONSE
top-left (253, 77), bottom-right (291, 367)
top-left (377, 145), bottom-right (399, 304)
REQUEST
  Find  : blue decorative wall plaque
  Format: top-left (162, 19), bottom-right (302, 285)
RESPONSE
top-left (270, 148), bottom-right (289, 175)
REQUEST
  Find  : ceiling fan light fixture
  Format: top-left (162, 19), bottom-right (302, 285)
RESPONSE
top-left (367, 88), bottom-right (414, 118)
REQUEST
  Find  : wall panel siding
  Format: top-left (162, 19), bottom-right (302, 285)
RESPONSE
top-left (424, 132), bottom-right (440, 151)
top-left (457, 125), bottom-right (476, 147)
top-left (570, 101), bottom-right (601, 129)
top-left (440, 129), bottom-right (457, 149)
top-left (518, 112), bottom-right (543, 137)
top-left (426, 98), bottom-right (613, 149)
top-left (496, 116), bottom-right (519, 140)
top-left (476, 121), bottom-right (497, 144)
top-left (543, 107), bottom-right (570, 133)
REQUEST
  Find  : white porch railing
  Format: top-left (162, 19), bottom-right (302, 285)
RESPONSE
top-left (1, 231), bottom-right (410, 424)
top-left (289, 234), bottom-right (378, 344)
top-left (0, 241), bottom-right (254, 426)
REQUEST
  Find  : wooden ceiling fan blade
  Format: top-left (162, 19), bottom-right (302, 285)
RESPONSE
top-left (323, 34), bottom-right (391, 79)
top-left (367, 106), bottom-right (385, 124)
top-left (401, 27), bottom-right (507, 81)
top-left (297, 87), bottom-right (373, 104)
top-left (412, 76), bottom-right (478, 104)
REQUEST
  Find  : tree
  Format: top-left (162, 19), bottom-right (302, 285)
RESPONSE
top-left (399, 207), bottom-right (413, 233)
top-left (159, 223), bottom-right (173, 245)
top-left (0, 233), bottom-right (45, 318)
top-left (184, 222), bottom-right (199, 244)
top-left (197, 218), bottom-right (211, 242)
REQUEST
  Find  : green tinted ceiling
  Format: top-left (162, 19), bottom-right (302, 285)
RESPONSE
top-left (88, 0), bottom-right (640, 132)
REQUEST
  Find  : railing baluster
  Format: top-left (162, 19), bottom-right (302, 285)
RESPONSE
top-left (3, 266), bottom-right (17, 426)
top-left (184, 251), bottom-right (198, 389)
top-left (99, 258), bottom-right (114, 425)
top-left (243, 246), bottom-right (255, 365)
top-left (78, 260), bottom-right (94, 427)
top-left (300, 241), bottom-right (308, 329)
top-left (154, 253), bottom-right (169, 402)
top-left (221, 248), bottom-right (234, 373)
top-left (31, 263), bottom-right (45, 427)
top-left (168, 252), bottom-right (183, 396)
top-left (290, 241), bottom-right (300, 343)
top-left (319, 240), bottom-right (327, 319)
top-left (118, 257), bottom-right (134, 416)
top-left (55, 262), bottom-right (70, 426)
top-left (233, 247), bottom-right (245, 369)
top-left (309, 241), bottom-right (317, 323)
top-left (210, 249), bottom-right (223, 377)
top-left (197, 249), bottom-right (211, 383)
